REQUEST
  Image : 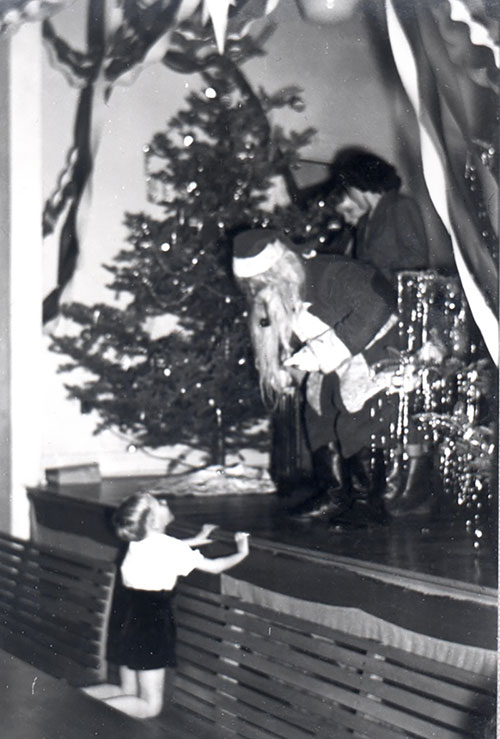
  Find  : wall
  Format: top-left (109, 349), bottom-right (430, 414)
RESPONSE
top-left (41, 1), bottom-right (451, 477)
top-left (1, 24), bottom-right (43, 535)
top-left (0, 40), bottom-right (12, 523)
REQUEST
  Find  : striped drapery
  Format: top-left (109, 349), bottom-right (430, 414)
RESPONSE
top-left (386, 0), bottom-right (498, 364)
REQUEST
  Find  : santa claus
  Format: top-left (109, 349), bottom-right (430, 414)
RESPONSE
top-left (232, 228), bottom-right (425, 527)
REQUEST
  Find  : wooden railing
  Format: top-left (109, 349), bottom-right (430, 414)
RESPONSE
top-left (0, 531), bottom-right (116, 686)
top-left (174, 574), bottom-right (496, 739)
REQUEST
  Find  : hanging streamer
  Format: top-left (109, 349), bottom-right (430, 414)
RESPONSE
top-left (204, 0), bottom-right (234, 53)
top-left (43, 20), bottom-right (94, 89)
top-left (43, 7), bottom-right (109, 323)
top-left (448, 0), bottom-right (499, 67)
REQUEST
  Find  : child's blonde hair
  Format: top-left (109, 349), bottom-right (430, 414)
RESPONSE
top-left (112, 492), bottom-right (158, 542)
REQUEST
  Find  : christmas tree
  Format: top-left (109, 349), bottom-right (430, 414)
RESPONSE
top-left (50, 25), bottom-right (317, 469)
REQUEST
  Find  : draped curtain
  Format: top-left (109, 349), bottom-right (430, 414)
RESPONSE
top-left (385, 0), bottom-right (498, 363)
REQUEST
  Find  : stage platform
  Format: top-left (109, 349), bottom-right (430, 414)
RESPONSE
top-left (167, 488), bottom-right (498, 589)
top-left (167, 488), bottom-right (498, 654)
top-left (28, 476), bottom-right (497, 588)
top-left (27, 478), bottom-right (497, 652)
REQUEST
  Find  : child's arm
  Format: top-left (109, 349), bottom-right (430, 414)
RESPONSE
top-left (183, 523), bottom-right (218, 547)
top-left (196, 532), bottom-right (250, 574)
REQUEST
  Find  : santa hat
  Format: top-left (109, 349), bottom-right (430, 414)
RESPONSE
top-left (232, 229), bottom-right (292, 278)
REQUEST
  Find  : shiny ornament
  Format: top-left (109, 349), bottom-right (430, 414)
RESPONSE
top-left (289, 95), bottom-right (306, 112)
top-left (296, 0), bottom-right (359, 24)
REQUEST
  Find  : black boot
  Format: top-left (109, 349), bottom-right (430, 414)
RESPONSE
top-left (382, 450), bottom-right (405, 508)
top-left (349, 448), bottom-right (388, 524)
top-left (384, 452), bottom-right (440, 518)
top-left (289, 442), bottom-right (351, 521)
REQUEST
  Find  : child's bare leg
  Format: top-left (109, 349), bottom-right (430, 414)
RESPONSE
top-left (82, 666), bottom-right (138, 699)
top-left (119, 666), bottom-right (139, 694)
top-left (105, 667), bottom-right (165, 718)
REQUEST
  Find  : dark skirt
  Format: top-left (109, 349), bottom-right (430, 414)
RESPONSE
top-left (107, 583), bottom-right (177, 671)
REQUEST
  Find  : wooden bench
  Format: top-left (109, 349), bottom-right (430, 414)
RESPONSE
top-left (0, 531), bottom-right (116, 687)
top-left (174, 576), bottom-right (496, 739)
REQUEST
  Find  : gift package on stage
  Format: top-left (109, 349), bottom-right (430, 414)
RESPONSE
top-left (45, 463), bottom-right (101, 487)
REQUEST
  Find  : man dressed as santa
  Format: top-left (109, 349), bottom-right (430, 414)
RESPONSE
top-left (232, 228), bottom-right (418, 528)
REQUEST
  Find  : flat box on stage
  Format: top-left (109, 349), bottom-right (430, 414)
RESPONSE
top-left (45, 463), bottom-right (101, 488)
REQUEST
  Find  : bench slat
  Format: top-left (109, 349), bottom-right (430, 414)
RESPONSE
top-left (224, 608), bottom-right (489, 707)
top-left (217, 620), bottom-right (475, 730)
top-left (214, 655), bottom-right (420, 739)
top-left (216, 638), bottom-right (466, 737)
top-left (0, 532), bottom-right (115, 686)
top-left (176, 641), bottom-right (222, 675)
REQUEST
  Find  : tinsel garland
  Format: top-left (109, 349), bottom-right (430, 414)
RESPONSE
top-left (392, 271), bottom-right (496, 550)
top-left (417, 409), bottom-right (496, 549)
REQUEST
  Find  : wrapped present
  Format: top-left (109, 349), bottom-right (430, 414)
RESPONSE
top-left (45, 463), bottom-right (101, 487)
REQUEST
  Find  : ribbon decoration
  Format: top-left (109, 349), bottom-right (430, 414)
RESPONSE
top-left (103, 0), bottom-right (199, 90)
top-left (385, 0), bottom-right (498, 365)
top-left (0, 0), bottom-right (73, 35)
top-left (43, 2), bottom-right (111, 323)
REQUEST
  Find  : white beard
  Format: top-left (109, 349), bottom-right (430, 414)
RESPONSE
top-left (249, 286), bottom-right (297, 408)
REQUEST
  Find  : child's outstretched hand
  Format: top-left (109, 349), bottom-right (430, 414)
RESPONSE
top-left (193, 523), bottom-right (218, 546)
top-left (235, 531), bottom-right (250, 556)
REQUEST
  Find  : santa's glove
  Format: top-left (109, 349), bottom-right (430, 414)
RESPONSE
top-left (284, 345), bottom-right (321, 373)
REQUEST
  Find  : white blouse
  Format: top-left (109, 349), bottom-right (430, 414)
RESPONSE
top-left (120, 532), bottom-right (204, 591)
